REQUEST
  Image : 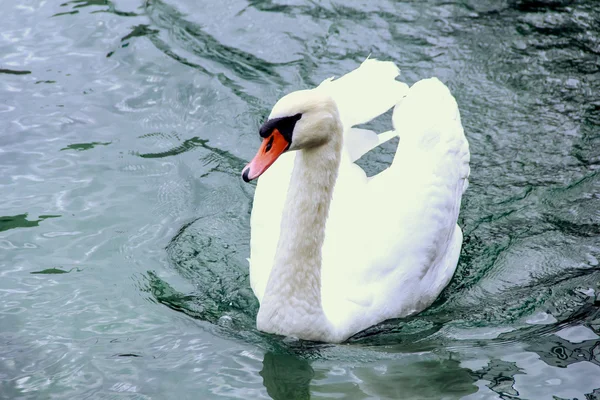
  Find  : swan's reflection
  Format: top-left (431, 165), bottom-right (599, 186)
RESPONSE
top-left (259, 350), bottom-right (479, 399)
top-left (260, 352), bottom-right (313, 400)
top-left (258, 332), bottom-right (600, 399)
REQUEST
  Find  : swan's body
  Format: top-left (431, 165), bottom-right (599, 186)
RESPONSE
top-left (243, 59), bottom-right (470, 343)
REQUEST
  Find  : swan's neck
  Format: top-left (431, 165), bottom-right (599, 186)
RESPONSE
top-left (257, 133), bottom-right (342, 342)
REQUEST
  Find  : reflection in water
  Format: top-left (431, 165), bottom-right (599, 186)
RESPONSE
top-left (261, 353), bottom-right (313, 400)
top-left (472, 359), bottom-right (524, 398)
top-left (526, 335), bottom-right (600, 369)
top-left (0, 214), bottom-right (60, 233)
top-left (59, 0), bottom-right (140, 17)
top-left (354, 358), bottom-right (478, 399)
top-left (259, 351), bottom-right (481, 399)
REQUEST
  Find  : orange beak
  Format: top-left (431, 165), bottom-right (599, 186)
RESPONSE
top-left (242, 129), bottom-right (290, 182)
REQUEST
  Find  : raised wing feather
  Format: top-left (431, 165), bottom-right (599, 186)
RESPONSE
top-left (317, 58), bottom-right (409, 129)
top-left (318, 58), bottom-right (409, 162)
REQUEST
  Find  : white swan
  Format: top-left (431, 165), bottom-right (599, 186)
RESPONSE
top-left (242, 59), bottom-right (470, 343)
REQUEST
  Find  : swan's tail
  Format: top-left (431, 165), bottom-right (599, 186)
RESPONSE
top-left (317, 58), bottom-right (409, 129)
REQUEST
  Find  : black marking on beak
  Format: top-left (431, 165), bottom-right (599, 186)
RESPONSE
top-left (242, 168), bottom-right (251, 183)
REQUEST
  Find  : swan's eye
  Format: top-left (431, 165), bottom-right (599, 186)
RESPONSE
top-left (265, 135), bottom-right (274, 153)
top-left (259, 113), bottom-right (302, 143)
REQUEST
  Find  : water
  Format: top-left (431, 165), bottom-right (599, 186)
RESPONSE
top-left (1, 0), bottom-right (599, 398)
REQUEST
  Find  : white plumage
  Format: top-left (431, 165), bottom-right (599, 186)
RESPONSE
top-left (245, 59), bottom-right (470, 343)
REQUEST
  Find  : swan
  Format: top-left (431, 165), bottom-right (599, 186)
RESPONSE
top-left (241, 59), bottom-right (470, 343)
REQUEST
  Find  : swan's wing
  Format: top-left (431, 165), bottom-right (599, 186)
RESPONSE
top-left (391, 77), bottom-right (470, 185)
top-left (323, 78), bottom-right (470, 328)
top-left (368, 77), bottom-right (469, 309)
top-left (317, 58), bottom-right (409, 162)
top-left (317, 58), bottom-right (409, 128)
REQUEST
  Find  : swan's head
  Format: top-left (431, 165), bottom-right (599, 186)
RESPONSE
top-left (242, 89), bottom-right (340, 182)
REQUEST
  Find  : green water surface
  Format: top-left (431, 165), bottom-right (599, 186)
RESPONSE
top-left (1, 0), bottom-right (599, 399)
